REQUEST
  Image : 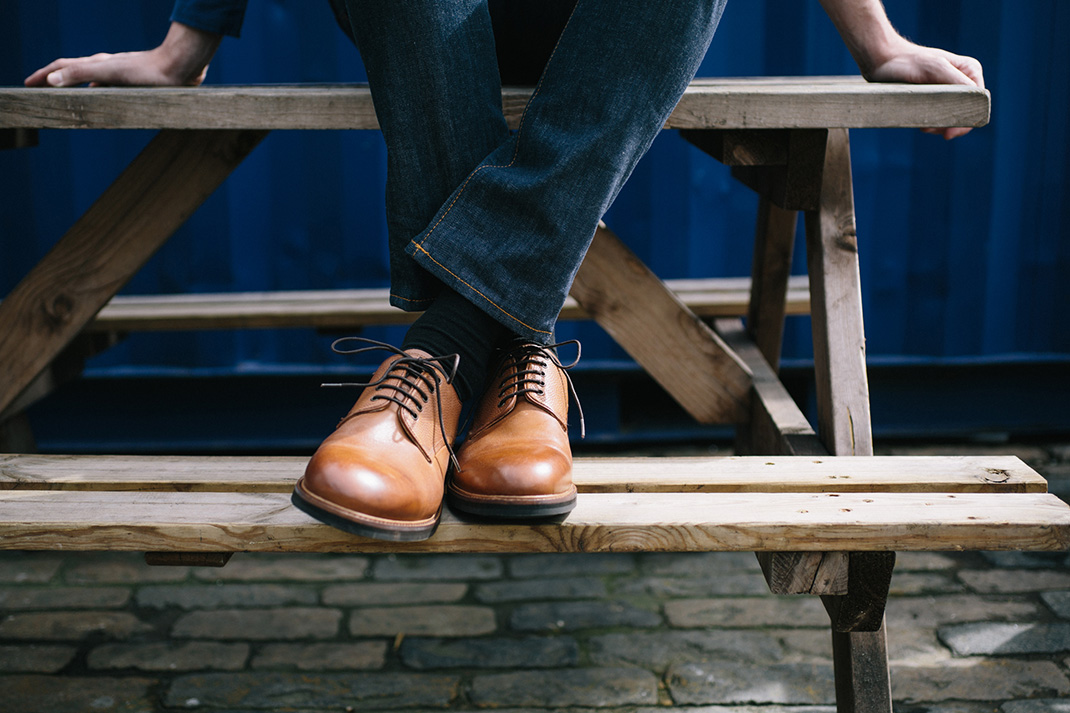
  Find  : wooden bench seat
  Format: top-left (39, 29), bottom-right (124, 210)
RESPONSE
top-left (1, 454), bottom-right (1066, 555)
top-left (87, 277), bottom-right (810, 333)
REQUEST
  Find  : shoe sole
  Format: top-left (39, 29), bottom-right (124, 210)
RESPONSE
top-left (446, 482), bottom-right (577, 519)
top-left (291, 479), bottom-right (439, 543)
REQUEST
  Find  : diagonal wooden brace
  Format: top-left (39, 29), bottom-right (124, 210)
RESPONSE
top-left (570, 225), bottom-right (751, 424)
top-left (0, 129), bottom-right (268, 416)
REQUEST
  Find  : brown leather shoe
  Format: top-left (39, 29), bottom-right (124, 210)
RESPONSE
top-left (292, 340), bottom-right (461, 542)
top-left (449, 341), bottom-right (582, 518)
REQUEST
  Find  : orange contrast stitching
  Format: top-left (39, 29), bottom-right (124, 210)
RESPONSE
top-left (410, 242), bottom-right (552, 335)
top-left (389, 292), bottom-right (431, 305)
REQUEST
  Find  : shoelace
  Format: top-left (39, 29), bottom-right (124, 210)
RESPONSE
top-left (322, 337), bottom-right (461, 467)
top-left (495, 340), bottom-right (585, 439)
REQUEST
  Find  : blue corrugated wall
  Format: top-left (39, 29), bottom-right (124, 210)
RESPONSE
top-left (3, 2), bottom-right (1068, 377)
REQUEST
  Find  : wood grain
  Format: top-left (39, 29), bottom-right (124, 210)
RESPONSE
top-left (72, 277), bottom-right (811, 333)
top-left (830, 625), bottom-right (893, 713)
top-left (0, 454), bottom-right (1046, 493)
top-left (0, 79), bottom-right (990, 131)
top-left (746, 198), bottom-right (799, 371)
top-left (0, 129), bottom-right (267, 415)
top-left (0, 490), bottom-right (1066, 554)
top-left (722, 321), bottom-right (837, 596)
top-left (570, 226), bottom-right (752, 424)
top-left (805, 129), bottom-right (872, 456)
top-left (718, 319), bottom-right (827, 458)
top-left (758, 550), bottom-right (849, 596)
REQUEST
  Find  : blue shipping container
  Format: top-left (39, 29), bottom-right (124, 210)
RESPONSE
top-left (2, 1), bottom-right (1068, 446)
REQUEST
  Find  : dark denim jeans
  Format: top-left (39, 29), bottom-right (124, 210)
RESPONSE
top-left (332, 0), bottom-right (726, 343)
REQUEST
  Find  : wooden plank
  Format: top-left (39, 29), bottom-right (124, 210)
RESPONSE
top-left (758, 550), bottom-right (848, 596)
top-left (72, 277), bottom-right (811, 333)
top-left (0, 129), bottom-right (268, 416)
top-left (717, 319), bottom-right (837, 596)
top-left (0, 490), bottom-right (1066, 554)
top-left (570, 226), bottom-right (752, 424)
top-left (747, 199), bottom-right (799, 371)
top-left (805, 129), bottom-right (871, 456)
top-left (672, 78), bottom-right (990, 130)
top-left (824, 552), bottom-right (896, 633)
top-left (718, 320), bottom-right (827, 458)
top-left (730, 130), bottom-right (829, 211)
top-left (680, 129), bottom-right (790, 166)
top-left (0, 79), bottom-right (990, 131)
top-left (0, 454), bottom-right (1046, 493)
top-left (830, 625), bottom-right (893, 713)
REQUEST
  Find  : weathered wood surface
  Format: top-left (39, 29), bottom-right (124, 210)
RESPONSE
top-left (718, 319), bottom-right (827, 458)
top-left (570, 226), bottom-right (752, 425)
top-left (746, 198), bottom-right (799, 370)
top-left (0, 78), bottom-right (990, 132)
top-left (0, 128), bottom-right (267, 416)
top-left (0, 454), bottom-right (1047, 493)
top-left (78, 277), bottom-right (810, 333)
top-left (757, 550), bottom-right (849, 597)
top-left (831, 625), bottom-right (894, 713)
top-left (805, 129), bottom-right (872, 456)
top-left (717, 319), bottom-right (836, 596)
top-left (687, 129), bottom-right (830, 212)
top-left (825, 552), bottom-right (897, 633)
top-left (0, 489), bottom-right (1067, 554)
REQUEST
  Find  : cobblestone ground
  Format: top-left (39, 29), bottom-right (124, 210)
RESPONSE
top-left (1, 442), bottom-right (1068, 712)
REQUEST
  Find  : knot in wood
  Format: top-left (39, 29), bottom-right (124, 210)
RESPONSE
top-left (983, 468), bottom-right (1010, 483)
top-left (43, 293), bottom-right (75, 329)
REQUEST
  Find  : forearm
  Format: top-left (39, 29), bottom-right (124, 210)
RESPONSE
top-left (156, 21), bottom-right (223, 84)
top-left (818, 0), bottom-right (909, 78)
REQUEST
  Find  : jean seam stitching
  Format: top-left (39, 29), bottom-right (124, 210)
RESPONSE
top-left (410, 242), bottom-right (552, 335)
top-left (389, 292), bottom-right (432, 304)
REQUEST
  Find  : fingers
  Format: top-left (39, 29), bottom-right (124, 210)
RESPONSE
top-left (949, 53), bottom-right (985, 90)
top-left (928, 52), bottom-right (983, 139)
top-left (867, 46), bottom-right (985, 141)
top-left (24, 53), bottom-right (155, 87)
top-left (922, 126), bottom-right (973, 140)
top-left (24, 58), bottom-right (70, 86)
top-left (25, 57), bottom-right (100, 87)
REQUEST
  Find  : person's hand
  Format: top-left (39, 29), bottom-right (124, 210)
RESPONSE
top-left (24, 22), bottom-right (221, 88)
top-left (865, 41), bottom-right (985, 140)
top-left (818, 0), bottom-right (986, 140)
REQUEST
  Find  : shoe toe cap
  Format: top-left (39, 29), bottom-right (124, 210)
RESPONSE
top-left (303, 445), bottom-right (441, 522)
top-left (456, 442), bottom-right (573, 497)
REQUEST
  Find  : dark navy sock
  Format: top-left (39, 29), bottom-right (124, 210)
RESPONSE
top-left (402, 287), bottom-right (513, 402)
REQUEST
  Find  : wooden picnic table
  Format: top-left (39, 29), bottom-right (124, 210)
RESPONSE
top-left (2, 77), bottom-right (1067, 713)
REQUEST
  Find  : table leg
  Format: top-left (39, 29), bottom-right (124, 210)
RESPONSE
top-left (830, 625), bottom-right (894, 713)
top-left (0, 129), bottom-right (268, 416)
top-left (747, 196), bottom-right (798, 371)
top-left (804, 128), bottom-right (892, 713)
top-left (804, 128), bottom-right (873, 456)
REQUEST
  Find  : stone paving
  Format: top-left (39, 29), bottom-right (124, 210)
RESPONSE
top-left (0, 442), bottom-right (1068, 712)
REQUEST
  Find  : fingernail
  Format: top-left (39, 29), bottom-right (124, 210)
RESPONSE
top-left (47, 70), bottom-right (64, 86)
